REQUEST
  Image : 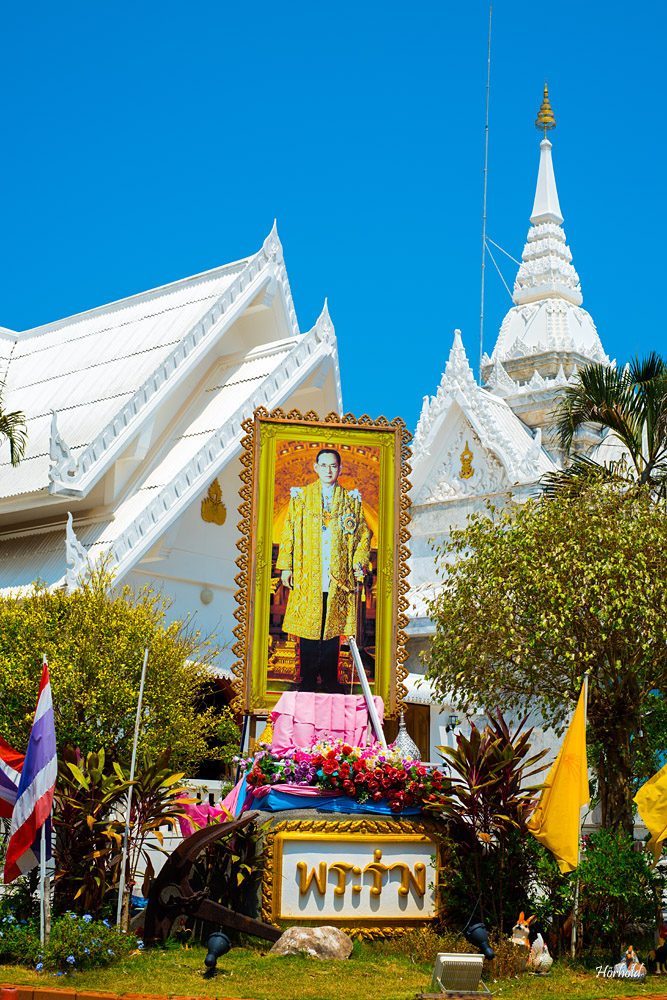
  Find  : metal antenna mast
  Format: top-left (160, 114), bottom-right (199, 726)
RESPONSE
top-left (479, 7), bottom-right (492, 381)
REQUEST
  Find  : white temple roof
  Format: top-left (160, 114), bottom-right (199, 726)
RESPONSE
top-left (411, 330), bottom-right (556, 499)
top-left (0, 264), bottom-right (247, 499)
top-left (0, 225), bottom-right (342, 593)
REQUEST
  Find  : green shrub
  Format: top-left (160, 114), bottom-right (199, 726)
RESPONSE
top-left (0, 567), bottom-right (223, 773)
top-left (0, 906), bottom-right (136, 972)
top-left (576, 829), bottom-right (665, 952)
top-left (0, 910), bottom-right (40, 967)
top-left (44, 913), bottom-right (136, 971)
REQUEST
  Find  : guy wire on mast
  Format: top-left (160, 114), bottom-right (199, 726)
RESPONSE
top-left (479, 6), bottom-right (492, 381)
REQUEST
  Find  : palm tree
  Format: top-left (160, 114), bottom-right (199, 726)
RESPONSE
top-left (542, 353), bottom-right (667, 499)
top-left (0, 382), bottom-right (27, 467)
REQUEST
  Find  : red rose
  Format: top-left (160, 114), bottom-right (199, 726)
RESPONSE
top-left (390, 799), bottom-right (403, 813)
top-left (354, 773), bottom-right (366, 784)
top-left (397, 770), bottom-right (406, 781)
top-left (417, 766), bottom-right (427, 776)
top-left (372, 791), bottom-right (384, 801)
top-left (323, 761), bottom-right (336, 775)
top-left (373, 769), bottom-right (383, 780)
top-left (368, 781), bottom-right (378, 792)
top-left (382, 778), bottom-right (392, 789)
top-left (404, 793), bottom-right (415, 806)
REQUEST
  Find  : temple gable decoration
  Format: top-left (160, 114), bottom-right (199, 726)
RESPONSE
top-left (416, 422), bottom-right (508, 504)
top-left (410, 331), bottom-right (554, 506)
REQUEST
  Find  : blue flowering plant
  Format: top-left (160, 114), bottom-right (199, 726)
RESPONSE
top-left (42, 913), bottom-right (134, 971)
top-left (0, 907), bottom-right (40, 968)
top-left (0, 907), bottom-right (134, 972)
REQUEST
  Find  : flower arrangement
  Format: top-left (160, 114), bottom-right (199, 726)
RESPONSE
top-left (241, 738), bottom-right (449, 813)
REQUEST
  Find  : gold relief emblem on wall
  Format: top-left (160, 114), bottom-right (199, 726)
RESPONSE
top-left (201, 478), bottom-right (227, 525)
top-left (459, 441), bottom-right (474, 480)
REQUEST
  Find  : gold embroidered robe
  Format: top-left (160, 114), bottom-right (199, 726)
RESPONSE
top-left (276, 480), bottom-right (371, 641)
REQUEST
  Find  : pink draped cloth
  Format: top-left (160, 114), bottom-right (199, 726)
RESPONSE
top-left (260, 784), bottom-right (339, 797)
top-left (178, 800), bottom-right (227, 837)
top-left (270, 691), bottom-right (384, 752)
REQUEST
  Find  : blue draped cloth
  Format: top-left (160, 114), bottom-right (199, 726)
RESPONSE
top-left (249, 788), bottom-right (422, 815)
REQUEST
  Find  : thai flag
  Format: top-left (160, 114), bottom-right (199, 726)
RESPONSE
top-left (3, 659), bottom-right (57, 883)
top-left (0, 736), bottom-right (25, 819)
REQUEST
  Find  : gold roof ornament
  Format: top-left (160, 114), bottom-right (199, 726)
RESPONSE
top-left (201, 477), bottom-right (226, 525)
top-left (460, 442), bottom-right (474, 480)
top-left (535, 82), bottom-right (556, 137)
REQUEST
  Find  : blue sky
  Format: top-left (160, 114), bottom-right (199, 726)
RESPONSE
top-left (1, 1), bottom-right (663, 433)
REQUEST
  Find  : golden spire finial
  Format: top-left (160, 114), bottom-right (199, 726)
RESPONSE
top-left (535, 81), bottom-right (556, 138)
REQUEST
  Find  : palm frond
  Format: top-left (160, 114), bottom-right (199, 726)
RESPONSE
top-left (0, 409), bottom-right (28, 467)
top-left (627, 352), bottom-right (667, 387)
top-left (552, 363), bottom-right (637, 454)
top-left (539, 455), bottom-right (633, 500)
top-left (553, 355), bottom-right (667, 482)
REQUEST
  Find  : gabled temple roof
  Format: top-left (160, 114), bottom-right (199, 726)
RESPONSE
top-left (0, 224), bottom-right (307, 504)
top-left (0, 225), bottom-right (341, 593)
top-left (411, 330), bottom-right (556, 500)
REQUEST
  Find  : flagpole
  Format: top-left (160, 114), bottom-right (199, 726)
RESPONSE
top-left (116, 648), bottom-right (149, 929)
top-left (349, 637), bottom-right (386, 748)
top-left (571, 672), bottom-right (589, 959)
top-left (39, 651), bottom-right (51, 947)
top-left (39, 820), bottom-right (46, 945)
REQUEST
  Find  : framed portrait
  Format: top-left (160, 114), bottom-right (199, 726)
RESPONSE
top-left (232, 408), bottom-right (411, 715)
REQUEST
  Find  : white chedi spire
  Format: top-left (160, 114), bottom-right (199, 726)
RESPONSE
top-left (530, 138), bottom-right (563, 225)
top-left (513, 139), bottom-right (582, 307)
top-left (486, 118), bottom-right (608, 370)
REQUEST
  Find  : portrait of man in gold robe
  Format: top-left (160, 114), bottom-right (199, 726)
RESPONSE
top-left (276, 448), bottom-right (371, 692)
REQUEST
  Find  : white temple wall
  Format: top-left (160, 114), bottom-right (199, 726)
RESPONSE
top-left (126, 455), bottom-right (245, 674)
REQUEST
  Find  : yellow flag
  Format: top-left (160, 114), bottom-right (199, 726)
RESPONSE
top-left (634, 760), bottom-right (667, 868)
top-left (526, 681), bottom-right (589, 874)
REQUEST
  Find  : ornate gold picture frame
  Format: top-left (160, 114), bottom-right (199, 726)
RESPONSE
top-left (232, 408), bottom-right (411, 714)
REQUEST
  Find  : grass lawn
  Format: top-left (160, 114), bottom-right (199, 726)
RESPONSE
top-left (2, 941), bottom-right (667, 1000)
